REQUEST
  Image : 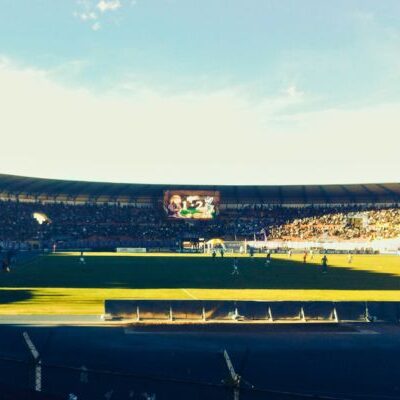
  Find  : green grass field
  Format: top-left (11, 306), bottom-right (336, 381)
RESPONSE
top-left (0, 252), bottom-right (399, 314)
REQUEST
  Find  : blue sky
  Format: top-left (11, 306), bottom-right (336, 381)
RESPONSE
top-left (0, 0), bottom-right (399, 185)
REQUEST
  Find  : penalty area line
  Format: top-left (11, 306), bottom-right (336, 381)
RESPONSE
top-left (181, 288), bottom-right (197, 300)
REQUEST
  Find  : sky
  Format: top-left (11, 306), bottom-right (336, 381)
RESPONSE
top-left (0, 0), bottom-right (399, 185)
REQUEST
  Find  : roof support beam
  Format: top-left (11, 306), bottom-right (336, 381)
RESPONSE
top-left (318, 185), bottom-right (330, 204)
top-left (377, 184), bottom-right (400, 199)
top-left (340, 185), bottom-right (357, 203)
top-left (361, 185), bottom-right (378, 203)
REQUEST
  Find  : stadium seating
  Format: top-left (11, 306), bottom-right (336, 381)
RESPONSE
top-left (0, 200), bottom-right (399, 249)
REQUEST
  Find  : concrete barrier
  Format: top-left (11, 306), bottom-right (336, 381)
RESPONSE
top-left (104, 300), bottom-right (400, 323)
top-left (334, 302), bottom-right (367, 322)
top-left (169, 300), bottom-right (204, 320)
top-left (202, 301), bottom-right (237, 320)
top-left (367, 302), bottom-right (400, 323)
top-left (302, 302), bottom-right (336, 321)
top-left (236, 301), bottom-right (270, 320)
top-left (267, 302), bottom-right (305, 321)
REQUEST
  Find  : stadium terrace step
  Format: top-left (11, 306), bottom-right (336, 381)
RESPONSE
top-left (104, 300), bottom-right (400, 323)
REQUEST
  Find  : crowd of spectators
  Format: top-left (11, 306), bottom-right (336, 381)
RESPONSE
top-left (268, 207), bottom-right (400, 241)
top-left (0, 200), bottom-right (398, 249)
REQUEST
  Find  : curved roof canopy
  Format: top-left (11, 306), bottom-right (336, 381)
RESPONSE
top-left (0, 173), bottom-right (398, 205)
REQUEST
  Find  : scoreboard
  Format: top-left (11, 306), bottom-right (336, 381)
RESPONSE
top-left (163, 190), bottom-right (219, 220)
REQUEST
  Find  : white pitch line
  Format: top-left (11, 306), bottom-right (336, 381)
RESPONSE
top-left (181, 288), bottom-right (197, 299)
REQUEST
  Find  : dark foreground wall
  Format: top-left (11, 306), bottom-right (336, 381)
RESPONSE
top-left (105, 300), bottom-right (400, 323)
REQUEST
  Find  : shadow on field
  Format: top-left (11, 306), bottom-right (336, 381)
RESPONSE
top-left (1, 255), bottom-right (400, 291)
top-left (0, 289), bottom-right (32, 304)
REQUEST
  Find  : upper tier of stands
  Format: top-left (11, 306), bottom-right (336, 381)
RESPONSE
top-left (0, 173), bottom-right (399, 205)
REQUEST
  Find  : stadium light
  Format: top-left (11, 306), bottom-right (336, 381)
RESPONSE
top-left (32, 212), bottom-right (51, 225)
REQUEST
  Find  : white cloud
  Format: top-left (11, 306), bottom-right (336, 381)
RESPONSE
top-left (74, 0), bottom-right (127, 30)
top-left (91, 21), bottom-right (101, 31)
top-left (97, 0), bottom-right (121, 13)
top-left (0, 58), bottom-right (398, 185)
top-left (285, 85), bottom-right (303, 99)
top-left (80, 12), bottom-right (97, 21)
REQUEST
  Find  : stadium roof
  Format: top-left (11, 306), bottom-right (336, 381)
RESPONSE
top-left (0, 173), bottom-right (399, 205)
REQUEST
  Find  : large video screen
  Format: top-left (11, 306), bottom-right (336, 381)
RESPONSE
top-left (163, 190), bottom-right (219, 219)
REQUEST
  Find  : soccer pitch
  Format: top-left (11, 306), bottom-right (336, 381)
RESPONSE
top-left (0, 252), bottom-right (399, 315)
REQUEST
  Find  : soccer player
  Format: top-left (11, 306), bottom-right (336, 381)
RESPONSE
top-left (288, 249), bottom-right (292, 258)
top-left (249, 247), bottom-right (254, 258)
top-left (220, 248), bottom-right (224, 258)
top-left (348, 253), bottom-right (353, 264)
top-left (303, 251), bottom-right (308, 263)
top-left (321, 255), bottom-right (328, 273)
top-left (310, 249), bottom-right (314, 261)
top-left (5, 251), bottom-right (13, 271)
top-left (232, 257), bottom-right (239, 275)
top-left (79, 251), bottom-right (86, 265)
top-left (212, 249), bottom-right (217, 259)
top-left (265, 251), bottom-right (271, 266)
top-left (2, 258), bottom-right (10, 273)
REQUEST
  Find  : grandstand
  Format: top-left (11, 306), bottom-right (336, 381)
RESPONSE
top-left (0, 174), bottom-right (399, 253)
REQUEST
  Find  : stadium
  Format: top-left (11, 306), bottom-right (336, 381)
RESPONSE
top-left (2, 1), bottom-right (400, 399)
top-left (0, 173), bottom-right (400, 399)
